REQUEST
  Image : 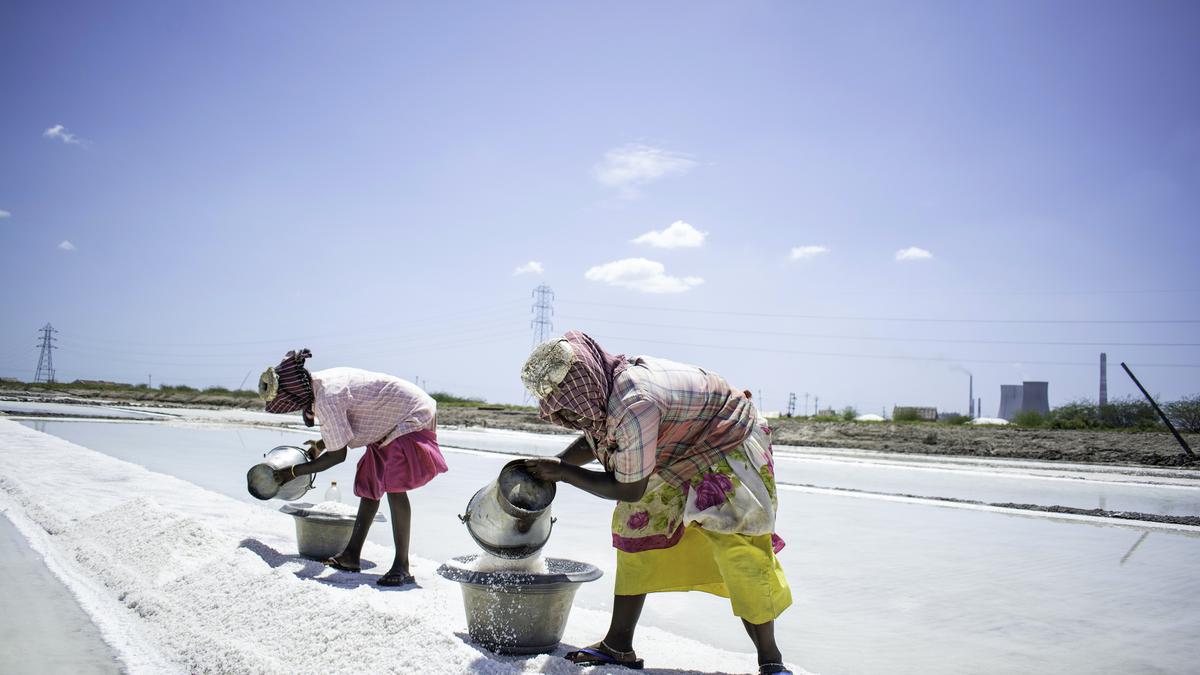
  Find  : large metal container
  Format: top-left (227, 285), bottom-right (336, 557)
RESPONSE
top-left (279, 503), bottom-right (386, 560)
top-left (247, 446), bottom-right (315, 501)
top-left (459, 460), bottom-right (556, 559)
top-left (436, 555), bottom-right (602, 654)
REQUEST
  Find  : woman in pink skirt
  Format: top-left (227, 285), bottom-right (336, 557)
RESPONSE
top-left (259, 349), bottom-right (448, 586)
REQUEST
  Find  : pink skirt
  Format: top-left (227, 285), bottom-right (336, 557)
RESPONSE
top-left (354, 428), bottom-right (448, 500)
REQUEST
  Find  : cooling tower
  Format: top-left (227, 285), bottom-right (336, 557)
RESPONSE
top-left (999, 385), bottom-right (1023, 421)
top-left (1022, 381), bottom-right (1050, 416)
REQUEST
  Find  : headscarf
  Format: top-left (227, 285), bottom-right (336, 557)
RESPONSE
top-left (521, 331), bottom-right (628, 443)
top-left (259, 348), bottom-right (315, 425)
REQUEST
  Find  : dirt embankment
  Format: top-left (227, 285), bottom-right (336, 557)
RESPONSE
top-left (767, 418), bottom-right (1199, 467)
top-left (5, 385), bottom-right (1195, 467)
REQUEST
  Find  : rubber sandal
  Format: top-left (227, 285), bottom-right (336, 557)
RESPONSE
top-left (564, 647), bottom-right (645, 670)
top-left (377, 572), bottom-right (416, 587)
top-left (759, 664), bottom-right (793, 675)
top-left (325, 557), bottom-right (361, 573)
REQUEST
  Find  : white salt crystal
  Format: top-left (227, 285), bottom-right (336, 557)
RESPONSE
top-left (307, 501), bottom-right (357, 517)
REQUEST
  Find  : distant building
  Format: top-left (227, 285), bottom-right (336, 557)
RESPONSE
top-left (893, 406), bottom-right (938, 422)
top-left (997, 381), bottom-right (1050, 421)
top-left (815, 408), bottom-right (838, 418)
top-left (998, 385), bottom-right (1023, 421)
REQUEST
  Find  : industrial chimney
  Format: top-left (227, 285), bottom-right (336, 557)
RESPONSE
top-left (1099, 352), bottom-right (1108, 409)
top-left (969, 375), bottom-right (974, 418)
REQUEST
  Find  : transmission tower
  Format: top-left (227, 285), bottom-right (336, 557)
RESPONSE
top-left (34, 323), bottom-right (58, 383)
top-left (531, 284), bottom-right (555, 345)
top-left (786, 392), bottom-right (796, 417)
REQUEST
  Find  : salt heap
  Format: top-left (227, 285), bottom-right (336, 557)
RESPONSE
top-left (306, 501), bottom-right (357, 517)
top-left (460, 552), bottom-right (547, 574)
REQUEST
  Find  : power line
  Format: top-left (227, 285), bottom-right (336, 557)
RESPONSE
top-left (561, 300), bottom-right (1200, 325)
top-left (556, 315), bottom-right (1200, 348)
top-left (589, 334), bottom-right (1200, 369)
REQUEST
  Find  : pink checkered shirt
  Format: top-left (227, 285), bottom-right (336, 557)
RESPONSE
top-left (598, 356), bottom-right (755, 487)
top-left (311, 368), bottom-right (436, 452)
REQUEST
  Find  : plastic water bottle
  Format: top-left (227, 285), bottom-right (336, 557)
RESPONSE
top-left (324, 481), bottom-right (341, 503)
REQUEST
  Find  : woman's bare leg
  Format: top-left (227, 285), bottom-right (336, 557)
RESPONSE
top-left (330, 496), bottom-right (380, 569)
top-left (384, 492), bottom-right (412, 576)
top-left (603, 593), bottom-right (646, 652)
top-left (742, 619), bottom-right (784, 669)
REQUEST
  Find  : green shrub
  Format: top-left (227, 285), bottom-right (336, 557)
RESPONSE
top-left (429, 391), bottom-right (486, 406)
top-left (939, 414), bottom-right (970, 426)
top-left (1166, 395), bottom-right (1200, 433)
top-left (841, 406), bottom-right (857, 422)
top-left (1098, 398), bottom-right (1159, 430)
top-left (1013, 410), bottom-right (1047, 428)
top-left (1047, 400), bottom-right (1100, 430)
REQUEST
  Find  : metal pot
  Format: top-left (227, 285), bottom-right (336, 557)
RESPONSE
top-left (246, 445), bottom-right (315, 501)
top-left (278, 503), bottom-right (386, 560)
top-left (459, 459), bottom-right (556, 559)
top-left (436, 555), bottom-right (602, 654)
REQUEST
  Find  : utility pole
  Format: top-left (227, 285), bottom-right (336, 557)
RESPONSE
top-left (148, 374), bottom-right (152, 389)
top-left (34, 323), bottom-right (58, 383)
top-left (814, 396), bottom-right (819, 416)
top-left (787, 392), bottom-right (796, 417)
top-left (804, 393), bottom-right (809, 417)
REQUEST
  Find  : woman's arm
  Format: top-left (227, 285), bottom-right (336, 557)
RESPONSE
top-left (556, 434), bottom-right (595, 466)
top-left (274, 447), bottom-right (348, 483)
top-left (523, 458), bottom-right (649, 502)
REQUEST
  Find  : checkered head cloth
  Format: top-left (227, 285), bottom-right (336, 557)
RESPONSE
top-left (260, 349), bottom-right (314, 422)
top-left (522, 331), bottom-right (628, 442)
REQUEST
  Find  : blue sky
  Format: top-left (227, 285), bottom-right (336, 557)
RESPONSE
top-left (2, 1), bottom-right (1198, 413)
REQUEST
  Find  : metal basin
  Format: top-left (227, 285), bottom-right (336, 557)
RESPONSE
top-left (279, 503), bottom-right (385, 560)
top-left (437, 555), bottom-right (602, 654)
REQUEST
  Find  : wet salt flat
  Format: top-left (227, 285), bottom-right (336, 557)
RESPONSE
top-left (16, 419), bottom-right (1200, 675)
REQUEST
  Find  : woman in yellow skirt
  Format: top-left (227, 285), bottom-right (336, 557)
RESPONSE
top-left (521, 331), bottom-right (793, 674)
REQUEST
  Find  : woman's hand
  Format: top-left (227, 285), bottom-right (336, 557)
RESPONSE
top-left (523, 458), bottom-right (566, 482)
top-left (273, 466), bottom-right (298, 484)
top-left (303, 439), bottom-right (325, 460)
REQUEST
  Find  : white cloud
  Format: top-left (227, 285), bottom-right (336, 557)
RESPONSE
top-left (632, 220), bottom-right (707, 249)
top-left (790, 245), bottom-right (829, 261)
top-left (585, 257), bottom-right (703, 294)
top-left (895, 246), bottom-right (933, 262)
top-left (44, 124), bottom-right (87, 146)
top-left (593, 144), bottom-right (696, 198)
top-left (513, 261), bottom-right (544, 276)
top-left (58, 240), bottom-right (76, 251)
top-left (0, 209), bottom-right (9, 219)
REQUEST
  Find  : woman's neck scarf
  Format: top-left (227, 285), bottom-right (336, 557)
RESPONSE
top-left (259, 348), bottom-right (315, 426)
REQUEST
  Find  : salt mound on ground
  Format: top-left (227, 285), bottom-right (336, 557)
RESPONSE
top-left (854, 414), bottom-right (885, 422)
top-left (971, 417), bottom-right (1010, 425)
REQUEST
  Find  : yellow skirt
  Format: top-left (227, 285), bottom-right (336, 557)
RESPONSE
top-left (614, 523), bottom-right (792, 625)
